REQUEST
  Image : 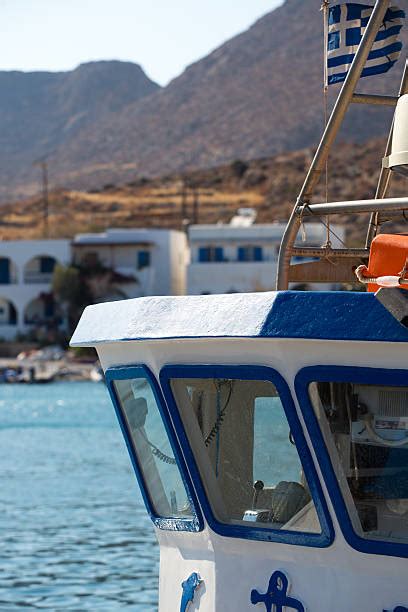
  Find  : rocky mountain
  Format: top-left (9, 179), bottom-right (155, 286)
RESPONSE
top-left (1, 0), bottom-right (407, 201)
top-left (0, 61), bottom-right (160, 200)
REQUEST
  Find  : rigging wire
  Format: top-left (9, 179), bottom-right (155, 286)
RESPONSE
top-left (321, 0), bottom-right (332, 248)
top-left (302, 205), bottom-right (348, 248)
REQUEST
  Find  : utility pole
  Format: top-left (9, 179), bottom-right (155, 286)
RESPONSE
top-left (192, 184), bottom-right (199, 225)
top-left (33, 159), bottom-right (49, 238)
top-left (180, 178), bottom-right (188, 229)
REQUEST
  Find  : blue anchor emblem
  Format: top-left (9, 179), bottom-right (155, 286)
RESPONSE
top-left (180, 572), bottom-right (203, 612)
top-left (251, 570), bottom-right (305, 612)
top-left (383, 608), bottom-right (408, 612)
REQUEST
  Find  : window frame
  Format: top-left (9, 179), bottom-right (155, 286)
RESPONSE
top-left (105, 365), bottom-right (203, 532)
top-left (160, 364), bottom-right (334, 547)
top-left (295, 365), bottom-right (408, 558)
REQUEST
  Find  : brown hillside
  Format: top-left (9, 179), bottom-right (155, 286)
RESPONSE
top-left (2, 138), bottom-right (407, 246)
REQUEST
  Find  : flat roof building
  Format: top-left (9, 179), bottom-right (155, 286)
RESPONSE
top-left (187, 221), bottom-right (345, 295)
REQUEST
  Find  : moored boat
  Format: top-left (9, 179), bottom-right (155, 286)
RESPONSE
top-left (71, 1), bottom-right (408, 610)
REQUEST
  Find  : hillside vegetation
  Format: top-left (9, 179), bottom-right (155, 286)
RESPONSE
top-left (2, 138), bottom-right (407, 245)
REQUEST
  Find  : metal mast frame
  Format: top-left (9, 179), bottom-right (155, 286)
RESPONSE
top-left (276, 0), bottom-right (408, 289)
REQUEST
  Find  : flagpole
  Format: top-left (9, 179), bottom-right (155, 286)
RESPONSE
top-left (276, 0), bottom-right (391, 291)
top-left (322, 0), bottom-right (329, 91)
top-left (322, 0), bottom-right (331, 247)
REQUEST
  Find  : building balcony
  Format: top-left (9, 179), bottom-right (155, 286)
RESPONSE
top-left (23, 272), bottom-right (54, 284)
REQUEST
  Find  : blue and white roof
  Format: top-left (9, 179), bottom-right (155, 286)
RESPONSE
top-left (70, 291), bottom-right (408, 346)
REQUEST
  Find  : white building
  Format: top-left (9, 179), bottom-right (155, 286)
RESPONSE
top-left (0, 240), bottom-right (70, 340)
top-left (0, 220), bottom-right (345, 341)
top-left (187, 220), bottom-right (345, 295)
top-left (0, 228), bottom-right (188, 341)
top-left (72, 228), bottom-right (188, 299)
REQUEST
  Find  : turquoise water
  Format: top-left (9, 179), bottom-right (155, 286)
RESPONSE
top-left (0, 382), bottom-right (159, 610)
top-left (0, 382), bottom-right (305, 610)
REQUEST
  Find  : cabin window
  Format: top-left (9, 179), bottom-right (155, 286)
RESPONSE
top-left (309, 379), bottom-right (408, 545)
top-left (169, 376), bottom-right (322, 534)
top-left (113, 376), bottom-right (193, 520)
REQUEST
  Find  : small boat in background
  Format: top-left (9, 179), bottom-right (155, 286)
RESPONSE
top-left (89, 364), bottom-right (104, 382)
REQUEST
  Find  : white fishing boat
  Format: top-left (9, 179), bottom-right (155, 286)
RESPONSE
top-left (71, 1), bottom-right (408, 610)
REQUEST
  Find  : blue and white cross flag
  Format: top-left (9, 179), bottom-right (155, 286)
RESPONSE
top-left (327, 3), bottom-right (405, 85)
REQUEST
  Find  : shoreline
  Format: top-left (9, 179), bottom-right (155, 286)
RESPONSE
top-left (0, 357), bottom-right (99, 383)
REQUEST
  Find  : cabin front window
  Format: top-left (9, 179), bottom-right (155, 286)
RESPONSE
top-left (309, 380), bottom-right (408, 545)
top-left (113, 376), bottom-right (193, 520)
top-left (169, 377), bottom-right (322, 534)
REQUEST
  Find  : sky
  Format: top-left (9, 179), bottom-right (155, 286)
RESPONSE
top-left (0, 0), bottom-right (283, 85)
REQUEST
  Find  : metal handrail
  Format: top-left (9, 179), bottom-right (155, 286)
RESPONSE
top-left (291, 246), bottom-right (369, 258)
top-left (276, 0), bottom-right (391, 290)
top-left (300, 197), bottom-right (408, 216)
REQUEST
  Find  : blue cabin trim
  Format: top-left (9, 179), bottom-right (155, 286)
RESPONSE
top-left (105, 365), bottom-right (204, 532)
top-left (70, 291), bottom-right (408, 347)
top-left (160, 364), bottom-right (334, 547)
top-left (295, 365), bottom-right (408, 559)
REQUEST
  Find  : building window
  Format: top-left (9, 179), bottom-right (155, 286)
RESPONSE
top-left (198, 247), bottom-right (224, 262)
top-left (0, 258), bottom-right (10, 284)
top-left (137, 251), bottom-right (150, 270)
top-left (238, 246), bottom-right (263, 262)
top-left (40, 257), bottom-right (56, 274)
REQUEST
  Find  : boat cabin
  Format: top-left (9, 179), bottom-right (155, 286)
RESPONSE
top-left (71, 290), bottom-right (408, 612)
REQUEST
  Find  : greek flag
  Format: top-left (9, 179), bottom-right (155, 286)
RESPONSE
top-left (328, 3), bottom-right (405, 85)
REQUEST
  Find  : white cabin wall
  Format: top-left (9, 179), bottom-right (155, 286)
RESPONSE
top-left (95, 337), bottom-right (408, 611)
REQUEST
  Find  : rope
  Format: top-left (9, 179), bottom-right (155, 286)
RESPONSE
top-left (355, 261), bottom-right (408, 286)
top-left (299, 203), bottom-right (348, 248)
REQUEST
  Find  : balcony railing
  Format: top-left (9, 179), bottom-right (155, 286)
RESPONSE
top-left (24, 272), bottom-right (53, 284)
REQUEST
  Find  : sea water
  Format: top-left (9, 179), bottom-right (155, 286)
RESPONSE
top-left (0, 382), bottom-right (159, 610)
top-left (0, 382), bottom-right (301, 610)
